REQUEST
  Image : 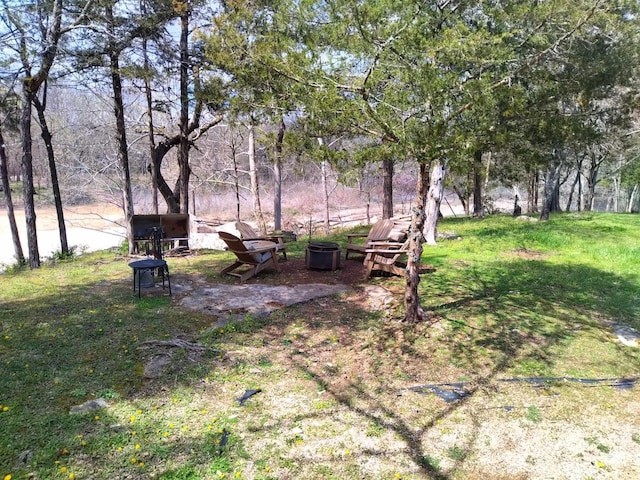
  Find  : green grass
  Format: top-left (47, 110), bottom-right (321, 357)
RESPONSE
top-left (1, 212), bottom-right (639, 479)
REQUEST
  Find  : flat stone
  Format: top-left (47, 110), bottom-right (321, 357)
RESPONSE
top-left (70, 397), bottom-right (109, 414)
top-left (179, 283), bottom-right (349, 316)
top-left (613, 324), bottom-right (640, 347)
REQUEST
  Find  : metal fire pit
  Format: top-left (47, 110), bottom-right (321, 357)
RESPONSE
top-left (305, 241), bottom-right (341, 271)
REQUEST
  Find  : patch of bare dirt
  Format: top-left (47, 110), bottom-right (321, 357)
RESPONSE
top-left (509, 247), bottom-right (549, 260)
top-left (246, 256), bottom-right (370, 287)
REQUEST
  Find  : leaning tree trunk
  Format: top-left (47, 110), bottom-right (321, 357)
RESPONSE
top-left (0, 128), bottom-right (25, 264)
top-left (382, 157), bottom-right (394, 219)
top-left (33, 93), bottom-right (68, 256)
top-left (404, 162), bottom-right (431, 323)
top-left (424, 161), bottom-right (446, 245)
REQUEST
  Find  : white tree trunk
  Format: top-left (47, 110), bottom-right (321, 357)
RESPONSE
top-left (248, 120), bottom-right (267, 234)
top-left (424, 161), bottom-right (446, 245)
top-left (627, 184), bottom-right (638, 213)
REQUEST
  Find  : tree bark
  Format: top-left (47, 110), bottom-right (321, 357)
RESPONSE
top-left (382, 157), bottom-right (394, 219)
top-left (33, 92), bottom-right (68, 255)
top-left (273, 117), bottom-right (285, 231)
top-left (178, 9), bottom-right (190, 215)
top-left (0, 128), bottom-right (25, 265)
top-left (404, 162), bottom-right (430, 323)
top-left (424, 161), bottom-right (446, 245)
top-left (20, 87), bottom-right (40, 268)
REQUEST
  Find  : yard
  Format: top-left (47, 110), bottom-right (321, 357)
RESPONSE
top-left (1, 213), bottom-right (639, 479)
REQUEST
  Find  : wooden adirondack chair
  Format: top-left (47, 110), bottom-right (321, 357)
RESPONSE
top-left (345, 219), bottom-right (396, 260)
top-left (218, 231), bottom-right (279, 282)
top-left (235, 221), bottom-right (287, 260)
top-left (363, 238), bottom-right (410, 278)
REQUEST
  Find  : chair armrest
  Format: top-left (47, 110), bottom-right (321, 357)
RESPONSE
top-left (346, 233), bottom-right (368, 242)
top-left (266, 234), bottom-right (285, 245)
top-left (366, 241), bottom-right (407, 253)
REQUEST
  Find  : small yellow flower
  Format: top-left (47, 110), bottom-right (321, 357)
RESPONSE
top-left (4, 475), bottom-right (12, 480)
top-left (138, 462), bottom-right (145, 467)
top-left (597, 460), bottom-right (605, 468)
top-left (135, 444), bottom-right (141, 450)
top-left (130, 457), bottom-right (137, 464)
top-left (2, 406), bottom-right (9, 412)
top-left (168, 423), bottom-right (174, 428)
top-left (60, 466), bottom-right (67, 473)
top-left (94, 415), bottom-right (99, 421)
top-left (117, 447), bottom-right (123, 452)
top-left (130, 415), bottom-right (136, 422)
top-left (68, 474), bottom-right (75, 480)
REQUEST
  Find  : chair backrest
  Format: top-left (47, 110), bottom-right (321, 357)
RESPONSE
top-left (219, 231), bottom-right (260, 265)
top-left (235, 221), bottom-right (259, 239)
top-left (367, 219), bottom-right (396, 243)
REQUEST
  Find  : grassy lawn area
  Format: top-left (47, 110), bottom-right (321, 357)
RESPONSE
top-left (1, 212), bottom-right (639, 479)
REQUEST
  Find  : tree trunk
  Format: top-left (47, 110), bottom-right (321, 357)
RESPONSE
top-left (248, 119), bottom-right (267, 234)
top-left (178, 9), bottom-right (190, 215)
top-left (273, 117), bottom-right (285, 231)
top-left (472, 149), bottom-right (484, 218)
top-left (627, 184), bottom-right (639, 213)
top-left (107, 5), bottom-right (135, 253)
top-left (20, 87), bottom-right (40, 268)
top-left (565, 159), bottom-right (583, 212)
top-left (321, 159), bottom-right (331, 235)
top-left (0, 128), bottom-right (25, 265)
top-left (382, 157), bottom-right (394, 219)
top-left (14, 0), bottom-right (64, 268)
top-left (142, 32), bottom-right (158, 214)
top-left (404, 162), bottom-right (430, 323)
top-left (540, 158), bottom-right (561, 221)
top-left (527, 169), bottom-right (539, 213)
top-left (33, 93), bottom-right (68, 255)
top-left (424, 161), bottom-right (446, 245)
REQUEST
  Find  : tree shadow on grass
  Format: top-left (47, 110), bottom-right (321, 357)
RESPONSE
top-left (2, 250), bottom-right (640, 478)
top-left (424, 257), bottom-right (640, 375)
